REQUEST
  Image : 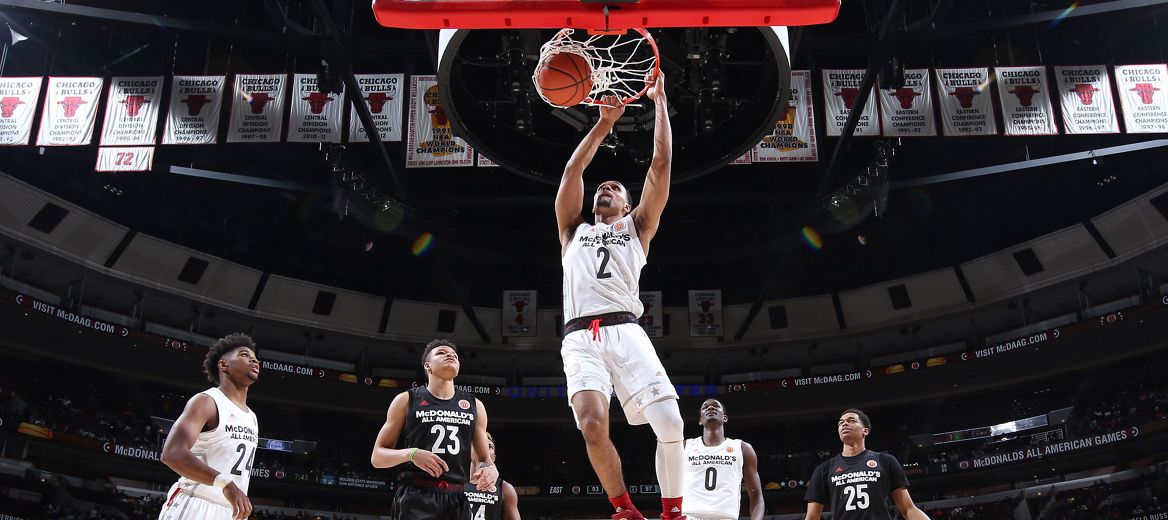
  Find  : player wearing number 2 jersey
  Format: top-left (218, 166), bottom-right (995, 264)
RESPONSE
top-left (372, 339), bottom-right (498, 520)
top-left (804, 409), bottom-right (930, 520)
top-left (158, 334), bottom-right (260, 520)
top-left (682, 400), bottom-right (763, 520)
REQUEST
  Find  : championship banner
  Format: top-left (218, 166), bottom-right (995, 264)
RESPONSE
top-left (406, 75), bottom-right (474, 167)
top-left (36, 77), bottom-right (103, 146)
top-left (100, 76), bottom-right (164, 145)
top-left (288, 73), bottom-right (344, 143)
top-left (753, 70), bottom-right (817, 162)
top-left (1114, 64), bottom-right (1168, 134)
top-left (227, 74), bottom-right (287, 143)
top-left (502, 290), bottom-right (537, 336)
top-left (730, 152), bottom-right (752, 165)
top-left (162, 75), bottom-right (226, 145)
top-left (477, 153), bottom-right (499, 167)
top-left (638, 290), bottom-right (663, 337)
top-left (0, 77), bottom-right (43, 146)
top-left (995, 66), bottom-right (1058, 135)
top-left (1053, 66), bottom-right (1120, 134)
top-left (349, 73), bottom-right (404, 142)
top-left (934, 68), bottom-right (997, 136)
top-left (821, 69), bottom-right (881, 136)
top-left (688, 290), bottom-right (723, 337)
top-left (95, 146), bottom-right (154, 172)
top-left (878, 68), bottom-right (937, 136)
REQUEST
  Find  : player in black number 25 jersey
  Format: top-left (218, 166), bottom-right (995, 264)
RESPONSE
top-left (804, 409), bottom-right (930, 520)
top-left (372, 339), bottom-right (499, 520)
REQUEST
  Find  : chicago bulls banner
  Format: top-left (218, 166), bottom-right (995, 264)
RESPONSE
top-left (37, 77), bottom-right (103, 146)
top-left (476, 153), bottom-right (499, 167)
top-left (406, 75), bottom-right (474, 167)
top-left (502, 290), bottom-right (537, 337)
top-left (753, 70), bottom-right (817, 162)
top-left (349, 73), bottom-right (404, 142)
top-left (638, 291), bottom-right (663, 337)
top-left (995, 66), bottom-right (1058, 135)
top-left (227, 74), bottom-right (287, 143)
top-left (95, 146), bottom-right (154, 172)
top-left (878, 68), bottom-right (936, 136)
top-left (1114, 64), bottom-right (1168, 134)
top-left (100, 76), bottom-right (164, 145)
top-left (1053, 66), bottom-right (1119, 134)
top-left (821, 69), bottom-right (880, 136)
top-left (688, 290), bottom-right (723, 337)
top-left (162, 75), bottom-right (225, 145)
top-left (934, 68), bottom-right (997, 136)
top-left (0, 77), bottom-right (43, 146)
top-left (288, 73), bottom-right (344, 143)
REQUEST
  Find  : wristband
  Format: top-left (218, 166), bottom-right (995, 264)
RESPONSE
top-left (408, 447), bottom-right (418, 462)
top-left (213, 473), bottom-right (232, 489)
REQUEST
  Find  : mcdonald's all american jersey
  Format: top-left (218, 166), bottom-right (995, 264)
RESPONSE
top-left (176, 387), bottom-right (259, 505)
top-left (465, 480), bottom-right (505, 520)
top-left (683, 438), bottom-right (743, 519)
top-left (805, 450), bottom-right (910, 520)
top-left (562, 214), bottom-right (646, 322)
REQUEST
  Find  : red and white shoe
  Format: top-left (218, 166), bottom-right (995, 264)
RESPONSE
top-left (659, 507), bottom-right (686, 520)
top-left (611, 507), bottom-right (646, 520)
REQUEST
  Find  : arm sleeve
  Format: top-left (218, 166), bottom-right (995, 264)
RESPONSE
top-left (883, 453), bottom-right (910, 490)
top-left (803, 460), bottom-right (828, 503)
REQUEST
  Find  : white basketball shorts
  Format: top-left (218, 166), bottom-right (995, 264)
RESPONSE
top-left (157, 482), bottom-right (234, 520)
top-left (561, 322), bottom-right (678, 426)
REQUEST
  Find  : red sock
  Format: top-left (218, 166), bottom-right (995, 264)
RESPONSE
top-left (609, 492), bottom-right (636, 512)
top-left (661, 497), bottom-right (683, 518)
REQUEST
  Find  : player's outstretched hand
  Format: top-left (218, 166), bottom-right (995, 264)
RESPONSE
top-left (471, 464), bottom-right (499, 492)
top-left (599, 95), bottom-right (624, 122)
top-left (645, 71), bottom-right (665, 101)
top-left (411, 449), bottom-right (450, 478)
top-left (223, 482), bottom-right (252, 520)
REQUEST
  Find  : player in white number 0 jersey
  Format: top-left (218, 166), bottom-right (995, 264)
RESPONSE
top-left (158, 333), bottom-right (260, 520)
top-left (555, 73), bottom-right (686, 520)
top-left (683, 399), bottom-right (764, 520)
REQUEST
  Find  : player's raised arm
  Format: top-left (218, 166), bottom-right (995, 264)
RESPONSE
top-left (742, 441), bottom-right (765, 520)
top-left (470, 399), bottom-right (499, 491)
top-left (557, 96), bottom-right (624, 250)
top-left (631, 72), bottom-right (671, 248)
top-left (371, 392), bottom-right (448, 477)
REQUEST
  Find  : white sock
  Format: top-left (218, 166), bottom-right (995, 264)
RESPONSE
top-left (644, 399), bottom-right (685, 498)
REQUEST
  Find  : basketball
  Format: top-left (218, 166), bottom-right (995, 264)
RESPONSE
top-left (536, 52), bottom-right (593, 108)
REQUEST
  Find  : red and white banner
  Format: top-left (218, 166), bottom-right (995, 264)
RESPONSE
top-left (730, 152), bottom-right (751, 165)
top-left (162, 75), bottom-right (225, 145)
top-left (934, 68), bottom-right (997, 136)
top-left (822, 69), bottom-right (880, 136)
top-left (0, 77), bottom-right (43, 146)
top-left (37, 77), bottom-right (103, 146)
top-left (638, 291), bottom-right (663, 337)
top-left (477, 153), bottom-right (500, 167)
top-left (227, 74), bottom-right (287, 143)
top-left (95, 146), bottom-right (154, 172)
top-left (288, 73), bottom-right (343, 143)
top-left (100, 76), bottom-right (163, 145)
top-left (995, 66), bottom-right (1058, 135)
top-left (753, 70), bottom-right (817, 162)
top-left (1053, 66), bottom-right (1119, 134)
top-left (688, 290), bottom-right (723, 337)
top-left (406, 75), bottom-right (474, 167)
top-left (1114, 64), bottom-right (1168, 134)
top-left (502, 290), bottom-right (537, 337)
top-left (878, 68), bottom-right (936, 136)
top-left (349, 73), bottom-right (404, 142)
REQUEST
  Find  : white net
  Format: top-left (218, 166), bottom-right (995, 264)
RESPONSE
top-left (534, 28), bottom-right (659, 108)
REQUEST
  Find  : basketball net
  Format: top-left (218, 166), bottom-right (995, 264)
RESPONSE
top-left (535, 28), bottom-right (660, 108)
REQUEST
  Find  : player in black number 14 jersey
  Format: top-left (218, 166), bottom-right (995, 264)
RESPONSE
top-left (804, 409), bottom-right (929, 520)
top-left (464, 432), bottom-right (519, 520)
top-left (372, 339), bottom-right (499, 520)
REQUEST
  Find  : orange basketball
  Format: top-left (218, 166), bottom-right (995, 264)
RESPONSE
top-left (536, 52), bottom-right (593, 108)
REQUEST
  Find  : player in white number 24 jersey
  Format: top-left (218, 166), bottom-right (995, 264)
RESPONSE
top-left (683, 399), bottom-right (764, 520)
top-left (158, 334), bottom-right (261, 520)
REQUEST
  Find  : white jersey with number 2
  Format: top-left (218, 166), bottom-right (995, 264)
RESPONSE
top-left (683, 438), bottom-right (744, 520)
top-left (176, 387), bottom-right (260, 506)
top-left (562, 213), bottom-right (646, 322)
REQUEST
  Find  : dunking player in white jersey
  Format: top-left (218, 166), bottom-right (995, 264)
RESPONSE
top-left (158, 334), bottom-right (261, 520)
top-left (682, 399), bottom-right (763, 520)
top-left (555, 73), bottom-right (686, 520)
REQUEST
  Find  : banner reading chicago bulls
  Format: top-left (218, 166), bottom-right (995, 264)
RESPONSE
top-left (162, 75), bottom-right (225, 145)
top-left (95, 146), bottom-right (154, 172)
top-left (688, 290), bottom-right (723, 337)
top-left (822, 69), bottom-right (881, 136)
top-left (1114, 64), bottom-right (1168, 134)
top-left (0, 77), bottom-right (42, 146)
top-left (502, 290), bottom-right (537, 337)
top-left (878, 68), bottom-right (936, 136)
top-left (638, 291), bottom-right (663, 337)
top-left (227, 74), bottom-right (287, 143)
top-left (349, 73), bottom-right (404, 142)
top-left (37, 77), bottom-right (103, 146)
top-left (406, 75), bottom-right (474, 167)
top-left (995, 66), bottom-right (1058, 135)
top-left (288, 74), bottom-right (344, 143)
top-left (100, 76), bottom-right (164, 145)
top-left (753, 70), bottom-right (817, 162)
top-left (1053, 66), bottom-right (1119, 134)
top-left (934, 68), bottom-right (997, 136)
